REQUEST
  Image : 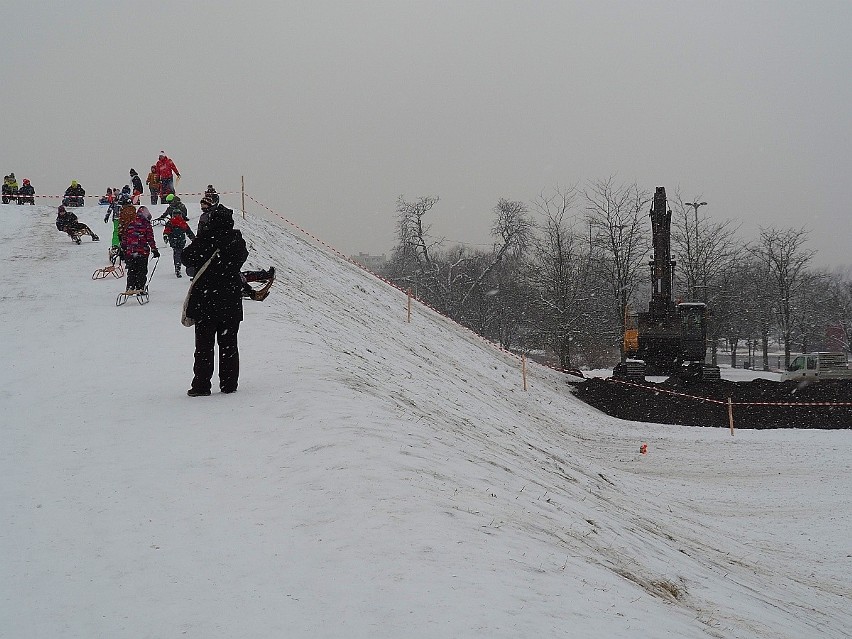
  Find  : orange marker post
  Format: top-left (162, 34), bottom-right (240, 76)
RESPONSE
top-left (407, 288), bottom-right (412, 323)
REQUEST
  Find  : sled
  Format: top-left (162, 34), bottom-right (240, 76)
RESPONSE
top-left (116, 289), bottom-right (149, 306)
top-left (116, 257), bottom-right (158, 307)
top-left (245, 268), bottom-right (275, 301)
top-left (251, 276), bottom-right (275, 301)
top-left (93, 263), bottom-right (125, 280)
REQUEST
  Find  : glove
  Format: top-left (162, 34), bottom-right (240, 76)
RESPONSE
top-left (152, 248), bottom-right (160, 259)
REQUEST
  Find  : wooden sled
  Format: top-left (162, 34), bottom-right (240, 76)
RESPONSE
top-left (248, 276), bottom-right (274, 301)
top-left (93, 263), bottom-right (125, 280)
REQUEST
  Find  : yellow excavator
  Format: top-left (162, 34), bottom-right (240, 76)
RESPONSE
top-left (615, 187), bottom-right (719, 381)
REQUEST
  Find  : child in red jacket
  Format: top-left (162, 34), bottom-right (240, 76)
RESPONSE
top-left (163, 211), bottom-right (195, 278)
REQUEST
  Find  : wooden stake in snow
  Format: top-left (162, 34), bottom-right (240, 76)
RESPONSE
top-left (241, 175), bottom-right (246, 220)
top-left (407, 288), bottom-right (412, 323)
top-left (728, 397), bottom-right (734, 435)
top-left (522, 354), bottom-right (527, 391)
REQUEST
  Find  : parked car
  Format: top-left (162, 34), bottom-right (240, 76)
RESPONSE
top-left (780, 352), bottom-right (852, 382)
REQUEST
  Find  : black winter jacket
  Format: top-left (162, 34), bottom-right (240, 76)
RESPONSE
top-left (181, 205), bottom-right (248, 324)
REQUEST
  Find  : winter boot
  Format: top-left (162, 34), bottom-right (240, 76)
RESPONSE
top-left (92, 234), bottom-right (99, 241)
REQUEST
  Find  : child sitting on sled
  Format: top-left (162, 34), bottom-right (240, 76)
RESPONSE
top-left (56, 205), bottom-right (99, 244)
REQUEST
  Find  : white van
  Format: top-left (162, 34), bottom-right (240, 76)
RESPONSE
top-left (781, 352), bottom-right (852, 382)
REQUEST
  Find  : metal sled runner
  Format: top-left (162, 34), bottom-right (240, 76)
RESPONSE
top-left (116, 289), bottom-right (149, 306)
top-left (115, 256), bottom-right (159, 307)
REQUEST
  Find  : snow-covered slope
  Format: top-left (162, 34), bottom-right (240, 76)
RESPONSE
top-left (1, 203), bottom-right (850, 638)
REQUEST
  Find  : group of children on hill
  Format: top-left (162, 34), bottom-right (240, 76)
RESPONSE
top-left (48, 177), bottom-right (276, 397)
top-left (96, 152), bottom-right (181, 207)
top-left (3, 173), bottom-right (35, 205)
top-left (55, 181), bottom-right (273, 301)
top-left (3, 152), bottom-right (180, 208)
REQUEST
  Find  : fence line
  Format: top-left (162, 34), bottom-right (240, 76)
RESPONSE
top-left (607, 378), bottom-right (852, 408)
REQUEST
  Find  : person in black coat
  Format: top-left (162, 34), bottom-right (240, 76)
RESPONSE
top-left (129, 169), bottom-right (144, 204)
top-left (63, 180), bottom-right (85, 206)
top-left (17, 179), bottom-right (35, 204)
top-left (181, 197), bottom-right (249, 396)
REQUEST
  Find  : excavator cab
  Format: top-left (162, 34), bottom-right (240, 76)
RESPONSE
top-left (676, 302), bottom-right (720, 380)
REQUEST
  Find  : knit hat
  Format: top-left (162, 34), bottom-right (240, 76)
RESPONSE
top-left (208, 205), bottom-right (234, 231)
top-left (200, 195), bottom-right (214, 208)
top-left (165, 193), bottom-right (174, 203)
top-left (57, 205), bottom-right (66, 213)
top-left (129, 168), bottom-right (137, 176)
top-left (137, 206), bottom-right (151, 220)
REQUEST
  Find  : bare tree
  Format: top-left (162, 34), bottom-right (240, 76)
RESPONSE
top-left (584, 177), bottom-right (650, 360)
top-left (390, 195), bottom-right (534, 342)
top-left (394, 195), bottom-right (440, 272)
top-left (526, 187), bottom-right (597, 369)
top-left (791, 269), bottom-right (837, 353)
top-left (669, 191), bottom-right (742, 363)
top-left (755, 226), bottom-right (815, 367)
top-left (455, 198), bottom-right (533, 312)
top-left (826, 266), bottom-right (852, 352)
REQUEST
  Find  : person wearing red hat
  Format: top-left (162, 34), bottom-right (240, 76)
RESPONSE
top-left (17, 178), bottom-right (35, 205)
top-left (154, 151), bottom-right (180, 201)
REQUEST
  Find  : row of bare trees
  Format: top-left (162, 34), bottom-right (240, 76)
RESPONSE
top-left (381, 178), bottom-right (852, 371)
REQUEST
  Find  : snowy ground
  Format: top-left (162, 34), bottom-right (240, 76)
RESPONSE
top-left (1, 203), bottom-right (850, 638)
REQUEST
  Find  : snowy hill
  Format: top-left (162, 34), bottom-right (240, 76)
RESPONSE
top-left (1, 202), bottom-right (850, 638)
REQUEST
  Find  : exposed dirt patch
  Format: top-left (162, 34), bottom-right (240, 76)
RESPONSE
top-left (569, 377), bottom-right (852, 429)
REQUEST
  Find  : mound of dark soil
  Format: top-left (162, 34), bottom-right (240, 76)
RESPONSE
top-left (570, 377), bottom-right (852, 429)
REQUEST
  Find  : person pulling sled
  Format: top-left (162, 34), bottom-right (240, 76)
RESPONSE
top-left (56, 205), bottom-right (99, 244)
top-left (120, 206), bottom-right (159, 295)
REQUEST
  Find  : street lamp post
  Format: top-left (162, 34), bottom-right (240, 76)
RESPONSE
top-left (684, 201), bottom-right (708, 301)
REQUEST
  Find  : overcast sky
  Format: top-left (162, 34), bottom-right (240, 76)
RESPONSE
top-left (4, 1), bottom-right (851, 265)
